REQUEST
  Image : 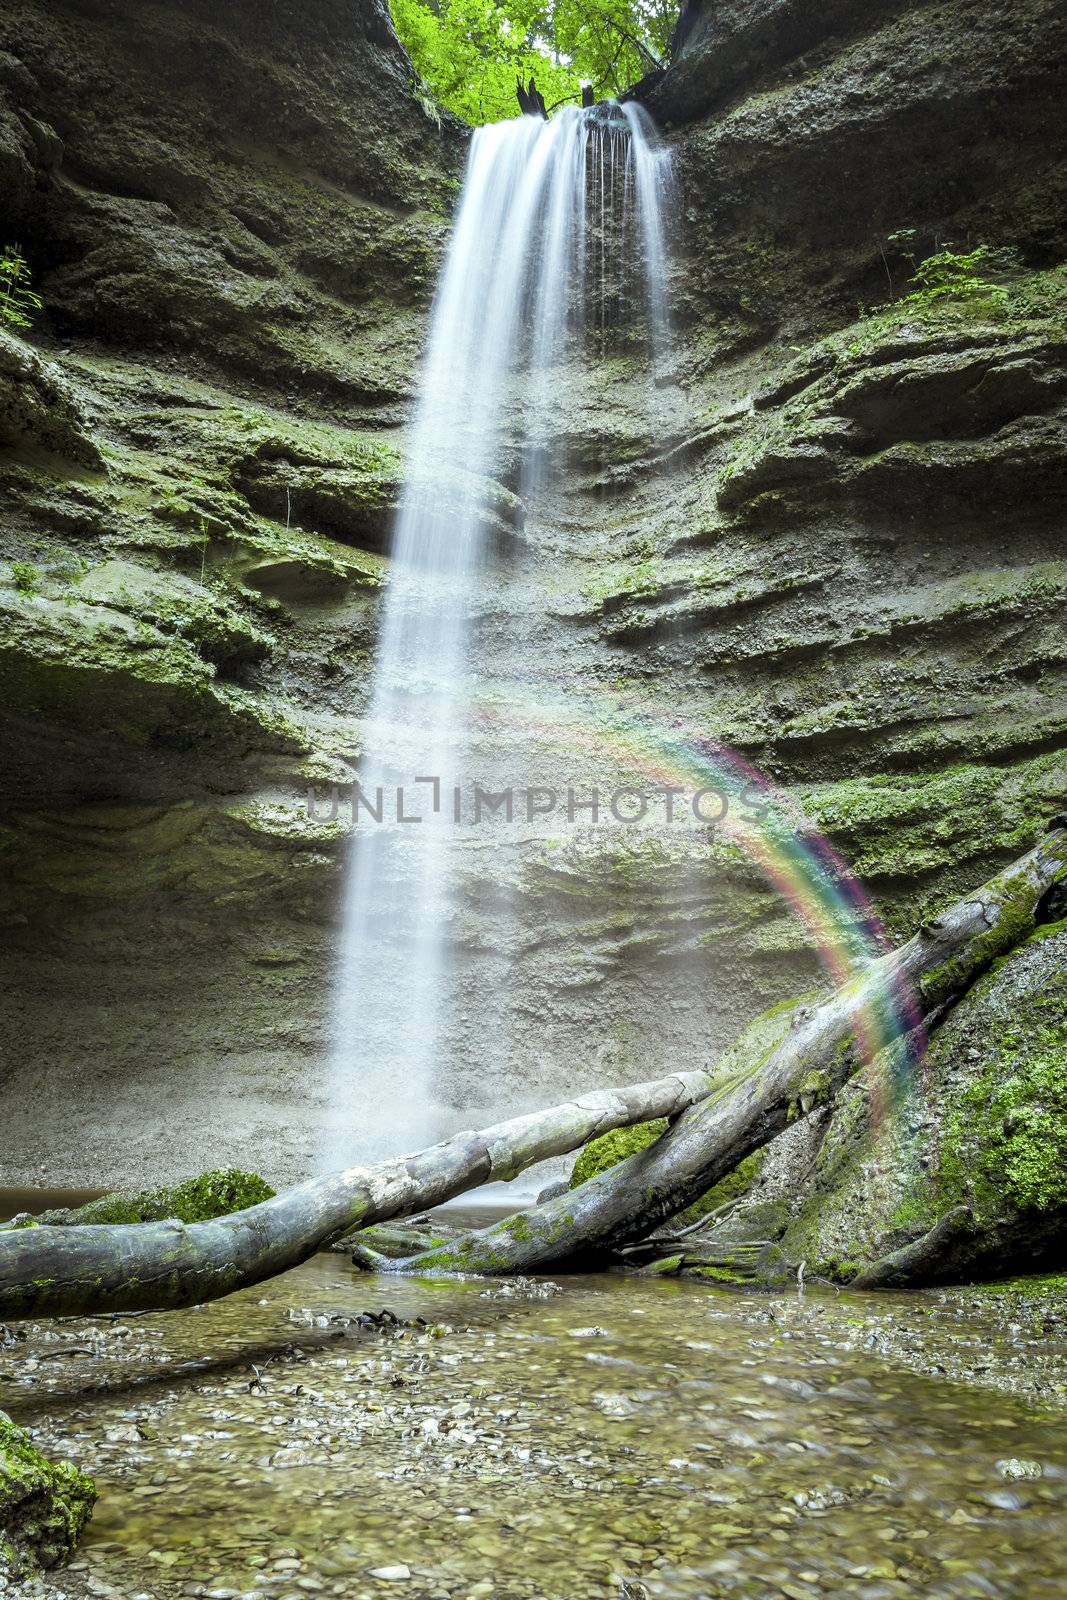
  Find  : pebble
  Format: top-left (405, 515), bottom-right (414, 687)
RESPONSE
top-left (997, 1456), bottom-right (1043, 1480)
top-left (366, 1567), bottom-right (412, 1582)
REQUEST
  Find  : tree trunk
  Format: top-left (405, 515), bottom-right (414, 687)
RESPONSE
top-left (392, 826), bottom-right (1067, 1276)
top-left (0, 1070), bottom-right (715, 1320)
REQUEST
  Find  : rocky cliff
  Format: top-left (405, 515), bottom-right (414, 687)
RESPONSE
top-left (0, 0), bottom-right (1063, 1191)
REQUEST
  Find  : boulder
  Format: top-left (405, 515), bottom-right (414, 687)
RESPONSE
top-left (0, 1413), bottom-right (95, 1577)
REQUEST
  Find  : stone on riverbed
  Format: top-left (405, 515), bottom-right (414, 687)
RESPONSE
top-left (997, 1457), bottom-right (1043, 1480)
top-left (0, 1411), bottom-right (95, 1576)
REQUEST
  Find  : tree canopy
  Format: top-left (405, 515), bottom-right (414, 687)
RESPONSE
top-left (391, 0), bottom-right (679, 126)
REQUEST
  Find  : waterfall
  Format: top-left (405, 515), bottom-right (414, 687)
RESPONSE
top-left (323, 103), bottom-right (674, 1171)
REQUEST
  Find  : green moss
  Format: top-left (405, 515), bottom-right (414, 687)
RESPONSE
top-left (23, 1168), bottom-right (274, 1227)
top-left (819, 261), bottom-right (1067, 367)
top-left (976, 1273), bottom-right (1067, 1297)
top-left (569, 1119), bottom-right (668, 1188)
top-left (789, 1066), bottom-right (832, 1122)
top-left (0, 1414), bottom-right (95, 1575)
top-left (939, 999), bottom-right (1067, 1216)
top-left (820, 1257), bottom-right (864, 1283)
top-left (802, 756), bottom-right (1061, 890)
top-left (919, 863), bottom-right (1048, 1009)
top-left (686, 1265), bottom-right (749, 1285)
top-left (568, 1121), bottom-right (765, 1222)
top-left (641, 1253), bottom-right (684, 1276)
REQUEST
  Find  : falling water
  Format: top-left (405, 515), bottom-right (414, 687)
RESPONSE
top-left (324, 102), bottom-right (675, 1170)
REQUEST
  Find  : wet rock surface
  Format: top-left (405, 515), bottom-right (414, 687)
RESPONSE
top-left (4, 1256), bottom-right (1067, 1599)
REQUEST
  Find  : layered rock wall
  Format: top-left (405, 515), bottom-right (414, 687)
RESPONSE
top-left (0, 0), bottom-right (1063, 1186)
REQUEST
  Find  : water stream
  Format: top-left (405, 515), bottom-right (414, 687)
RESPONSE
top-left (326, 106), bottom-right (674, 1171)
top-left (12, 1254), bottom-right (1067, 1600)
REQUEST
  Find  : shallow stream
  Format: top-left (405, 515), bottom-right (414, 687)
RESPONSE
top-left (7, 1244), bottom-right (1067, 1600)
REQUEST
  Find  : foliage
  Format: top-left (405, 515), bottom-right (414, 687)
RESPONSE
top-left (9, 562), bottom-right (40, 597)
top-left (897, 245), bottom-right (1010, 317)
top-left (391, 0), bottom-right (678, 125)
top-left (0, 246), bottom-right (42, 331)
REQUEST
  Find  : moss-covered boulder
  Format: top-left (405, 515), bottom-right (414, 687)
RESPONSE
top-left (783, 923), bottom-right (1067, 1281)
top-left (0, 1413), bottom-right (95, 1576)
top-left (18, 1167), bottom-right (274, 1227)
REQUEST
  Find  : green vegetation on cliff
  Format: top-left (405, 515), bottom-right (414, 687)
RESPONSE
top-left (0, 247), bottom-right (41, 332)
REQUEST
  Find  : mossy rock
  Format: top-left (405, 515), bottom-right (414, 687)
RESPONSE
top-left (0, 1413), bottom-right (95, 1575)
top-left (22, 1168), bottom-right (274, 1227)
top-left (784, 922), bottom-right (1067, 1281)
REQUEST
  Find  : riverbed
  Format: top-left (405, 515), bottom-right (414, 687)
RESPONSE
top-left (6, 1248), bottom-right (1067, 1600)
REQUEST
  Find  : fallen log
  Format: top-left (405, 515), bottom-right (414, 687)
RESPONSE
top-left (0, 1070), bottom-right (715, 1320)
top-left (849, 1206), bottom-right (976, 1289)
top-left (392, 825), bottom-right (1067, 1276)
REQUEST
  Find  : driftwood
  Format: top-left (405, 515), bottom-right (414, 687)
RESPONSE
top-left (0, 1070), bottom-right (715, 1319)
top-left (390, 826), bottom-right (1067, 1275)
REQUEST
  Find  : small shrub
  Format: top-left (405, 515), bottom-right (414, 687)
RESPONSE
top-left (898, 245), bottom-right (1011, 316)
top-left (9, 561), bottom-right (40, 596)
top-left (0, 246), bottom-right (42, 331)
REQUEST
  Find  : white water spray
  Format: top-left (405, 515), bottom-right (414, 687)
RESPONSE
top-left (324, 103), bottom-right (675, 1170)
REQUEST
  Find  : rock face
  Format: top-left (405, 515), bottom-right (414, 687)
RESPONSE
top-left (0, 0), bottom-right (462, 1184)
top-left (0, 0), bottom-right (1064, 1188)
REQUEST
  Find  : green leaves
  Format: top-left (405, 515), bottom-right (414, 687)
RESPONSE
top-left (0, 245), bottom-right (42, 331)
top-left (391, 0), bottom-right (678, 125)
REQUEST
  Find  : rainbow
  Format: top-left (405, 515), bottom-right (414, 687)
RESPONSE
top-left (461, 679), bottom-right (928, 1114)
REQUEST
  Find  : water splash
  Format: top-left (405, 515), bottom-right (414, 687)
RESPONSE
top-left (323, 105), bottom-right (675, 1169)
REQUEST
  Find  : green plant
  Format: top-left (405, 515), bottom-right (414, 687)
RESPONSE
top-left (9, 561), bottom-right (40, 596)
top-left (898, 245), bottom-right (1011, 316)
top-left (0, 246), bottom-right (42, 330)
